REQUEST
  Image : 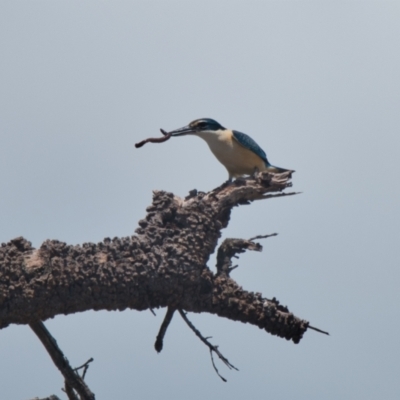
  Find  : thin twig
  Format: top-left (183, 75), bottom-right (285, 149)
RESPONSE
top-left (154, 307), bottom-right (176, 353)
top-left (210, 350), bottom-right (227, 382)
top-left (248, 233), bottom-right (278, 241)
top-left (29, 321), bottom-right (95, 400)
top-left (74, 357), bottom-right (94, 380)
top-left (308, 325), bottom-right (330, 335)
top-left (178, 309), bottom-right (238, 382)
top-left (257, 191), bottom-right (301, 201)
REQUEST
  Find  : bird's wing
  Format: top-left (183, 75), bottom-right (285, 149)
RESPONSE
top-left (232, 130), bottom-right (269, 164)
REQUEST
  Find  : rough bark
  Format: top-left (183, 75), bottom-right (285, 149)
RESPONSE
top-left (0, 171), bottom-right (309, 343)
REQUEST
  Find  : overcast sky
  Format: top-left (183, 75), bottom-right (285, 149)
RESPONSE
top-left (1, 1), bottom-right (399, 399)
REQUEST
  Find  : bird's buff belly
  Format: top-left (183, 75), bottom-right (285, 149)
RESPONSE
top-left (211, 145), bottom-right (266, 177)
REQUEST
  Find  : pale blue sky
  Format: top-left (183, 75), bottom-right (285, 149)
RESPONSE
top-left (1, 1), bottom-right (399, 399)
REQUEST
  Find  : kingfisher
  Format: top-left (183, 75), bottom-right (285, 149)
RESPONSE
top-left (168, 118), bottom-right (292, 181)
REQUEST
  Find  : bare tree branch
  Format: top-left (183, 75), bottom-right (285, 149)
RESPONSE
top-left (0, 172), bottom-right (315, 344)
top-left (178, 309), bottom-right (238, 382)
top-left (29, 321), bottom-right (95, 400)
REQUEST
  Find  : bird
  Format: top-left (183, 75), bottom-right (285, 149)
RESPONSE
top-left (168, 118), bottom-right (292, 181)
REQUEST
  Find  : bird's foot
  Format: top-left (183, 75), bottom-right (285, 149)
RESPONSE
top-left (251, 167), bottom-right (260, 179)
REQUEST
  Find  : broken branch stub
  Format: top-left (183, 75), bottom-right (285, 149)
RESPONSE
top-left (216, 238), bottom-right (265, 276)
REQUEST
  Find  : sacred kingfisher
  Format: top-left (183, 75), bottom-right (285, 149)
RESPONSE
top-left (168, 118), bottom-right (292, 180)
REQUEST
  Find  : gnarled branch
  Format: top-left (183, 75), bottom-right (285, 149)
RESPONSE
top-left (0, 171), bottom-right (311, 344)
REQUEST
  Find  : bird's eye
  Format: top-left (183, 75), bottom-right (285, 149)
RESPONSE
top-left (197, 121), bottom-right (207, 129)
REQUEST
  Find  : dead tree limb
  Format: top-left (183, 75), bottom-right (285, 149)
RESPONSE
top-left (0, 171), bottom-right (314, 344)
top-left (29, 320), bottom-right (95, 400)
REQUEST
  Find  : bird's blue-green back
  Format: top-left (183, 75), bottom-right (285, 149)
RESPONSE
top-left (232, 130), bottom-right (270, 165)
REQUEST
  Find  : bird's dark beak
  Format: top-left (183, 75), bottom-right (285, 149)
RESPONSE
top-left (168, 125), bottom-right (195, 137)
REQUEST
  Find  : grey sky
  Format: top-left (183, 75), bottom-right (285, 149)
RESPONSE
top-left (1, 1), bottom-right (399, 399)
